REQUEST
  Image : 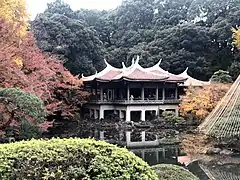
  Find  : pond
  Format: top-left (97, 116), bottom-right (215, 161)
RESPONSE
top-left (75, 126), bottom-right (240, 179)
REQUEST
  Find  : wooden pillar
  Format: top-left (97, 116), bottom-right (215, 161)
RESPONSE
top-left (126, 131), bottom-right (131, 146)
top-left (156, 150), bottom-right (159, 164)
top-left (141, 110), bottom-right (145, 121)
top-left (175, 108), bottom-right (179, 116)
top-left (99, 131), bottom-right (104, 140)
top-left (95, 88), bottom-right (98, 100)
top-left (156, 86), bottom-right (159, 100)
top-left (141, 150), bottom-right (145, 160)
top-left (162, 147), bottom-right (166, 159)
top-left (119, 110), bottom-right (124, 119)
top-left (94, 109), bottom-right (98, 119)
top-left (141, 86), bottom-right (144, 100)
top-left (99, 107), bottom-right (104, 119)
top-left (126, 109), bottom-right (131, 122)
top-left (112, 89), bottom-right (115, 100)
top-left (175, 87), bottom-right (178, 99)
top-left (175, 146), bottom-right (179, 164)
top-left (127, 85), bottom-right (130, 101)
top-left (89, 109), bottom-right (91, 118)
top-left (141, 131), bottom-right (145, 142)
top-left (162, 87), bottom-right (165, 101)
top-left (100, 87), bottom-right (103, 101)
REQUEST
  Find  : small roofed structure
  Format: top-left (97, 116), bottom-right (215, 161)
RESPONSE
top-left (177, 67), bottom-right (210, 87)
top-left (82, 56), bottom-right (207, 122)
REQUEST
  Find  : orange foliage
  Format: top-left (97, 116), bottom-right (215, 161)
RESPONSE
top-left (0, 19), bottom-right (88, 121)
top-left (179, 84), bottom-right (230, 121)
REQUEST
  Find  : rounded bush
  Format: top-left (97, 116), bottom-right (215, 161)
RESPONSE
top-left (0, 138), bottom-right (158, 180)
top-left (151, 164), bottom-right (199, 180)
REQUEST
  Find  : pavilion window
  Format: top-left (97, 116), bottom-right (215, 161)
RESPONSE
top-left (121, 89), bottom-right (127, 100)
top-left (100, 87), bottom-right (103, 101)
top-left (130, 88), bottom-right (141, 100)
top-left (144, 88), bottom-right (156, 100)
top-left (107, 89), bottom-right (113, 100)
top-left (158, 88), bottom-right (163, 100)
top-left (115, 88), bottom-right (124, 100)
top-left (103, 89), bottom-right (108, 100)
top-left (165, 88), bottom-right (176, 100)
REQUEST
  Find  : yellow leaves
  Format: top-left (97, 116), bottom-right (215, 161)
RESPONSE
top-left (180, 84), bottom-right (230, 121)
top-left (0, 0), bottom-right (29, 37)
top-left (13, 56), bottom-right (23, 68)
top-left (232, 27), bottom-right (240, 49)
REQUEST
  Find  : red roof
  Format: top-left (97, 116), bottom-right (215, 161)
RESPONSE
top-left (150, 70), bottom-right (186, 82)
top-left (82, 57), bottom-right (187, 83)
top-left (123, 69), bottom-right (168, 81)
top-left (96, 70), bottom-right (121, 81)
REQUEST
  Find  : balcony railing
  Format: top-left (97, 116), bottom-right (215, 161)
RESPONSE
top-left (87, 99), bottom-right (180, 105)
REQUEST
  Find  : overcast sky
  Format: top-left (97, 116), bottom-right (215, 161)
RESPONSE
top-left (27, 0), bottom-right (122, 19)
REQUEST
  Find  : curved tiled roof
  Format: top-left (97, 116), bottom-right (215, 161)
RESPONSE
top-left (82, 56), bottom-right (205, 85)
top-left (122, 68), bottom-right (168, 81)
top-left (177, 67), bottom-right (210, 86)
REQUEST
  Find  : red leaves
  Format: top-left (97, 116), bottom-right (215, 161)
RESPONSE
top-left (0, 19), bottom-right (87, 121)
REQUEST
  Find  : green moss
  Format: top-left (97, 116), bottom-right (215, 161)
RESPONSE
top-left (152, 164), bottom-right (199, 180)
top-left (0, 138), bottom-right (158, 180)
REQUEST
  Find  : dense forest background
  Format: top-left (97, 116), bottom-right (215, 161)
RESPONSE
top-left (31, 0), bottom-right (240, 80)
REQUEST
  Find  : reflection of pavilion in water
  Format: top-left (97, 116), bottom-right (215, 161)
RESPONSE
top-left (95, 130), bottom-right (179, 166)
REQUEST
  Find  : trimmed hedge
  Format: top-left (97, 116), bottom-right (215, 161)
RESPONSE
top-left (0, 138), bottom-right (158, 180)
top-left (152, 164), bottom-right (199, 180)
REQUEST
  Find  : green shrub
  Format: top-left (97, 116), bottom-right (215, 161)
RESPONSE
top-left (162, 111), bottom-right (185, 124)
top-left (0, 88), bottom-right (47, 140)
top-left (152, 164), bottom-right (199, 180)
top-left (0, 138), bottom-right (158, 180)
top-left (210, 70), bottom-right (233, 83)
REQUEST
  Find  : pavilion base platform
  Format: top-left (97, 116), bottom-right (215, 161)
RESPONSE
top-left (84, 104), bottom-right (179, 122)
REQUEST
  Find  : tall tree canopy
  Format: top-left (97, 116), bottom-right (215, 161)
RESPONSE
top-left (31, 0), bottom-right (105, 76)
top-left (32, 0), bottom-right (240, 80)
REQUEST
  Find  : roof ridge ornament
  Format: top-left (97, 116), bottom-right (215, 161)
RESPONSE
top-left (104, 59), bottom-right (110, 67)
top-left (156, 59), bottom-right (162, 67)
top-left (122, 62), bottom-right (126, 69)
top-left (184, 67), bottom-right (189, 74)
top-left (131, 57), bottom-right (135, 67)
top-left (103, 59), bottom-right (120, 71)
top-left (135, 55), bottom-right (140, 65)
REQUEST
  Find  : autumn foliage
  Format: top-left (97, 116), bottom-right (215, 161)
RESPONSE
top-left (179, 84), bottom-right (230, 121)
top-left (0, 0), bottom-right (28, 37)
top-left (0, 88), bottom-right (51, 140)
top-left (232, 27), bottom-right (240, 49)
top-left (0, 19), bottom-right (87, 139)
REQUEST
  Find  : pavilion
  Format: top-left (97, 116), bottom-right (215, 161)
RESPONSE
top-left (82, 56), bottom-right (208, 121)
